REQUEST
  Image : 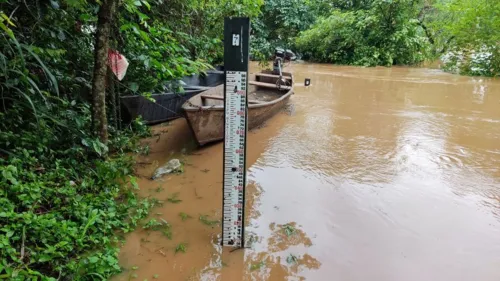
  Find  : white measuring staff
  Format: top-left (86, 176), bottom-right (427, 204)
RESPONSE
top-left (222, 70), bottom-right (247, 247)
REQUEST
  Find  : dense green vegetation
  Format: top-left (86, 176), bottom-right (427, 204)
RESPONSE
top-left (252, 0), bottom-right (499, 76)
top-left (251, 0), bottom-right (328, 60)
top-left (296, 0), bottom-right (430, 66)
top-left (0, 0), bottom-right (498, 279)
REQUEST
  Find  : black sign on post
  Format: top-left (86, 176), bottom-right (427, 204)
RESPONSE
top-left (221, 17), bottom-right (250, 248)
top-left (224, 17), bottom-right (250, 71)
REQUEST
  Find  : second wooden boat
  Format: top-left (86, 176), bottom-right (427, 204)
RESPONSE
top-left (120, 69), bottom-right (224, 125)
top-left (182, 70), bottom-right (294, 145)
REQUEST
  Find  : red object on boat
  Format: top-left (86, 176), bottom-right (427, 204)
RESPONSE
top-left (108, 49), bottom-right (129, 81)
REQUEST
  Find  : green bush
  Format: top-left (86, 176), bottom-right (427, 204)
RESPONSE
top-left (0, 99), bottom-right (154, 280)
top-left (295, 0), bottom-right (431, 66)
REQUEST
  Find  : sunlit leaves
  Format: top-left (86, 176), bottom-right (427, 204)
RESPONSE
top-left (0, 12), bottom-right (15, 39)
top-left (434, 0), bottom-right (500, 48)
top-left (0, 13), bottom-right (15, 27)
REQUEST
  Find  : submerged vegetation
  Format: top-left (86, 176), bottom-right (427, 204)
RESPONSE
top-left (0, 0), bottom-right (497, 279)
top-left (174, 242), bottom-right (187, 254)
top-left (199, 215), bottom-right (220, 227)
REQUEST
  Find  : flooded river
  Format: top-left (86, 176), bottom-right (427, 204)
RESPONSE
top-left (114, 63), bottom-right (500, 281)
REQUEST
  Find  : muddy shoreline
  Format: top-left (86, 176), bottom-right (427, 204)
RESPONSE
top-left (113, 113), bottom-right (295, 280)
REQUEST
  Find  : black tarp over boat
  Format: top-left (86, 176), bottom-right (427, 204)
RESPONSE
top-left (120, 69), bottom-right (224, 125)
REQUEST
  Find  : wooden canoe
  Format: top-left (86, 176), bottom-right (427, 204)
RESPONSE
top-left (182, 70), bottom-right (294, 145)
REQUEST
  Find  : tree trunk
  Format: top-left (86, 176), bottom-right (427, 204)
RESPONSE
top-left (91, 0), bottom-right (117, 144)
top-left (418, 20), bottom-right (435, 45)
top-left (107, 68), bottom-right (117, 129)
top-left (116, 82), bottom-right (121, 130)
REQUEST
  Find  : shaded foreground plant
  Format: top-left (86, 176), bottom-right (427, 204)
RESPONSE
top-left (0, 75), bottom-right (153, 280)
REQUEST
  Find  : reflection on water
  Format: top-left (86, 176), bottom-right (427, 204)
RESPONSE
top-left (114, 63), bottom-right (500, 281)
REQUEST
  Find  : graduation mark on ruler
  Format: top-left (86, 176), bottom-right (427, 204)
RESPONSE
top-left (222, 70), bottom-right (247, 247)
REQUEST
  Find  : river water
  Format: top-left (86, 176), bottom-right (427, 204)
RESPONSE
top-left (114, 63), bottom-right (500, 281)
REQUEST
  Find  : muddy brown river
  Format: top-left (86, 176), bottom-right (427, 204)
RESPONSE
top-left (114, 63), bottom-right (500, 281)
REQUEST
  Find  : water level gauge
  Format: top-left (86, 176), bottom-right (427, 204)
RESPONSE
top-left (222, 17), bottom-right (250, 248)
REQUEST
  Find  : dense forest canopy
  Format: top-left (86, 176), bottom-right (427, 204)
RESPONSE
top-left (295, 0), bottom-right (430, 66)
top-left (0, 0), bottom-right (498, 280)
top-left (252, 0), bottom-right (499, 75)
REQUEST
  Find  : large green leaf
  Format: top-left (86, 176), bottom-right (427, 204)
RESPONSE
top-left (23, 45), bottom-right (60, 96)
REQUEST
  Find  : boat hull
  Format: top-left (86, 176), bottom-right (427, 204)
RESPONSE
top-left (183, 71), bottom-right (294, 145)
top-left (184, 94), bottom-right (292, 145)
